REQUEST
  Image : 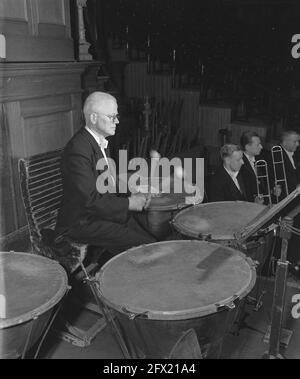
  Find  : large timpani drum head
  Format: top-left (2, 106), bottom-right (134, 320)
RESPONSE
top-left (0, 252), bottom-right (68, 359)
top-left (172, 201), bottom-right (266, 240)
top-left (98, 240), bottom-right (256, 358)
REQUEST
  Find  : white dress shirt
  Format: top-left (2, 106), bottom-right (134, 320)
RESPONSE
top-left (224, 166), bottom-right (241, 191)
top-left (282, 147), bottom-right (296, 169)
top-left (85, 126), bottom-right (116, 186)
top-left (244, 153), bottom-right (256, 173)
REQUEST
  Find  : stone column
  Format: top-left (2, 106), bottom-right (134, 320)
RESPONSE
top-left (76, 0), bottom-right (92, 61)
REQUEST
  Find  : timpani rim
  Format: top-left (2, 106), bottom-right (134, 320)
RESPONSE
top-left (0, 252), bottom-right (68, 329)
top-left (172, 201), bottom-right (267, 239)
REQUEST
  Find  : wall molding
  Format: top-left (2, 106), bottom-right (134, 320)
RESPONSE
top-left (0, 62), bottom-right (90, 102)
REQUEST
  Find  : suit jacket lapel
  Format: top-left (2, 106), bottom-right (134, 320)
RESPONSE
top-left (243, 154), bottom-right (256, 176)
top-left (223, 168), bottom-right (243, 200)
top-left (237, 172), bottom-right (246, 197)
top-left (80, 128), bottom-right (102, 158)
top-left (79, 128), bottom-right (105, 176)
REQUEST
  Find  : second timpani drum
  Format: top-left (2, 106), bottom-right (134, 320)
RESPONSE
top-left (172, 201), bottom-right (272, 270)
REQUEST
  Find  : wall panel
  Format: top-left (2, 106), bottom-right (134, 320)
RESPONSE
top-left (0, 62), bottom-right (90, 251)
top-left (0, 105), bottom-right (17, 237)
top-left (36, 0), bottom-right (65, 25)
top-left (0, 0), bottom-right (73, 61)
top-left (0, 0), bottom-right (28, 21)
top-left (24, 112), bottom-right (73, 156)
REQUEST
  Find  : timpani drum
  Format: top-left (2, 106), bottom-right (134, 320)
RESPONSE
top-left (172, 201), bottom-right (273, 271)
top-left (0, 252), bottom-right (68, 359)
top-left (135, 193), bottom-right (188, 239)
top-left (97, 240), bottom-right (256, 359)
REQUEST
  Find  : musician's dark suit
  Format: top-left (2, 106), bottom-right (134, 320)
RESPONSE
top-left (209, 166), bottom-right (247, 202)
top-left (269, 146), bottom-right (300, 264)
top-left (55, 128), bottom-right (155, 255)
top-left (281, 147), bottom-right (300, 197)
top-left (239, 154), bottom-right (257, 202)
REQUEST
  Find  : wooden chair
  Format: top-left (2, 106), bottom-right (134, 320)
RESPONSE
top-left (18, 149), bottom-right (106, 347)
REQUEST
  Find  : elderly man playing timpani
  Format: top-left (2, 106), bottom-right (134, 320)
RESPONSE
top-left (55, 91), bottom-right (155, 256)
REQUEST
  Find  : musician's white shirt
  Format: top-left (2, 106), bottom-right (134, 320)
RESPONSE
top-left (224, 166), bottom-right (241, 191)
top-left (85, 126), bottom-right (116, 186)
top-left (244, 153), bottom-right (256, 173)
top-left (282, 147), bottom-right (296, 169)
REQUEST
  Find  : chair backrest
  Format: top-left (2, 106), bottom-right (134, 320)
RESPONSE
top-left (18, 149), bottom-right (63, 251)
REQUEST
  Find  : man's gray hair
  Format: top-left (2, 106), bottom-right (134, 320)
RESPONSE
top-left (83, 92), bottom-right (116, 119)
top-left (280, 130), bottom-right (300, 142)
top-left (220, 144), bottom-right (242, 160)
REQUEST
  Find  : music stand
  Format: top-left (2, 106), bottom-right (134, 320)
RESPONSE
top-left (235, 187), bottom-right (300, 243)
top-left (235, 187), bottom-right (300, 359)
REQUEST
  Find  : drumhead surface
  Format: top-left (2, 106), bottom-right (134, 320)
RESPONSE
top-left (149, 193), bottom-right (187, 211)
top-left (173, 201), bottom-right (266, 239)
top-left (0, 252), bottom-right (68, 328)
top-left (98, 240), bottom-right (256, 320)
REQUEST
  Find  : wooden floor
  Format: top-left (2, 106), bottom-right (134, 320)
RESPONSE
top-left (38, 276), bottom-right (300, 360)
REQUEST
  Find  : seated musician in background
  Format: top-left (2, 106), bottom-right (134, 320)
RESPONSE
top-left (277, 130), bottom-right (300, 198)
top-left (274, 130), bottom-right (300, 270)
top-left (239, 131), bottom-right (263, 203)
top-left (209, 144), bottom-right (246, 202)
top-left (55, 91), bottom-right (155, 256)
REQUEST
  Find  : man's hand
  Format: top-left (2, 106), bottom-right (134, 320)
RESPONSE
top-left (185, 186), bottom-right (203, 205)
top-left (144, 193), bottom-right (152, 210)
top-left (254, 195), bottom-right (265, 205)
top-left (128, 193), bottom-right (149, 212)
top-left (272, 184), bottom-right (282, 198)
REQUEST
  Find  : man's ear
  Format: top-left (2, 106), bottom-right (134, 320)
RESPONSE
top-left (90, 113), bottom-right (97, 124)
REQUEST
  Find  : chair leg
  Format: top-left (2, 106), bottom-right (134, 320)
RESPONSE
top-left (51, 259), bottom-right (108, 348)
top-left (79, 261), bottom-right (132, 358)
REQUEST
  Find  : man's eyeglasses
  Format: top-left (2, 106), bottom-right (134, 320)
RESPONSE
top-left (96, 113), bottom-right (120, 123)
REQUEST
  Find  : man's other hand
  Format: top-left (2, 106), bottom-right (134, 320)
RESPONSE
top-left (128, 193), bottom-right (148, 211)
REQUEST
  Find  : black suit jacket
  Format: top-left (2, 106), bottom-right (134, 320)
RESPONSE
top-left (209, 166), bottom-right (247, 202)
top-left (281, 147), bottom-right (300, 196)
top-left (239, 154), bottom-right (258, 202)
top-left (55, 128), bottom-right (129, 238)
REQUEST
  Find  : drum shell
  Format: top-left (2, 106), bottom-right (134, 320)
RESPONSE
top-left (0, 312), bottom-right (52, 359)
top-left (109, 303), bottom-right (241, 359)
top-left (135, 209), bottom-right (178, 239)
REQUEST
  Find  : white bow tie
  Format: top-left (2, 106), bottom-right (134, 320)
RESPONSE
top-left (99, 139), bottom-right (108, 149)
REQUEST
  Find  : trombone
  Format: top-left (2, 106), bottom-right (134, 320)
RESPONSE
top-left (271, 145), bottom-right (289, 203)
top-left (255, 160), bottom-right (272, 205)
